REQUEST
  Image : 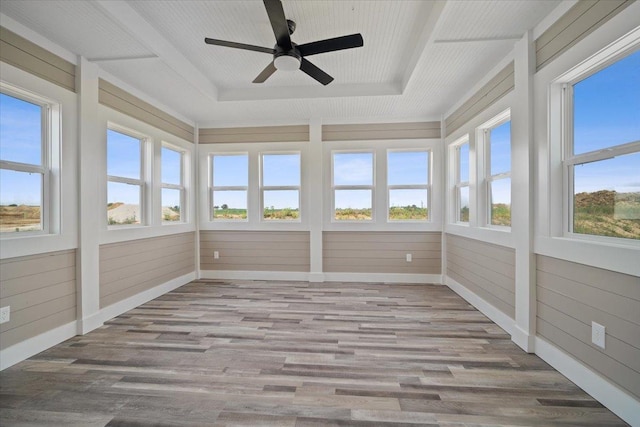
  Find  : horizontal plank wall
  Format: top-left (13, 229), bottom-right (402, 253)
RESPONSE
top-left (98, 79), bottom-right (195, 142)
top-left (0, 26), bottom-right (76, 92)
top-left (0, 250), bottom-right (76, 351)
top-left (536, 255), bottom-right (640, 399)
top-left (199, 125), bottom-right (309, 144)
top-left (322, 121), bottom-right (441, 141)
top-left (323, 231), bottom-right (441, 274)
top-left (99, 232), bottom-right (196, 309)
top-left (445, 62), bottom-right (514, 137)
top-left (200, 231), bottom-right (310, 272)
top-left (446, 234), bottom-right (515, 318)
top-left (535, 0), bottom-right (633, 71)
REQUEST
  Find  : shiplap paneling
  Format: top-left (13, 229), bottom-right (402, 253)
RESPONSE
top-left (446, 234), bottom-right (515, 318)
top-left (535, 0), bottom-right (633, 71)
top-left (98, 79), bottom-right (195, 142)
top-left (0, 26), bottom-right (76, 92)
top-left (323, 231), bottom-right (441, 274)
top-left (444, 62), bottom-right (514, 137)
top-left (536, 255), bottom-right (640, 399)
top-left (199, 125), bottom-right (310, 144)
top-left (99, 232), bottom-right (196, 308)
top-left (322, 121), bottom-right (441, 141)
top-left (0, 250), bottom-right (76, 350)
top-left (200, 231), bottom-right (310, 272)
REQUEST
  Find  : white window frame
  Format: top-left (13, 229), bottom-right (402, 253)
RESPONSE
top-left (161, 143), bottom-right (186, 224)
top-left (386, 148), bottom-right (431, 222)
top-left (451, 135), bottom-right (470, 224)
top-left (331, 149), bottom-right (375, 222)
top-left (259, 151), bottom-right (302, 222)
top-left (209, 152), bottom-right (249, 222)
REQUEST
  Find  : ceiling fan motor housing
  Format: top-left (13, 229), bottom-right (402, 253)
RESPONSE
top-left (273, 44), bottom-right (301, 70)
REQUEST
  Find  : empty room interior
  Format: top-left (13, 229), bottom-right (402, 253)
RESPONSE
top-left (0, 0), bottom-right (639, 425)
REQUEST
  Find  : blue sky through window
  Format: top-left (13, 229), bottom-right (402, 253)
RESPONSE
top-left (490, 121), bottom-right (510, 176)
top-left (161, 147), bottom-right (181, 185)
top-left (459, 143), bottom-right (469, 183)
top-left (263, 153), bottom-right (300, 186)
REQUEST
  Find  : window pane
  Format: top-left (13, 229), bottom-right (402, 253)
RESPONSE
top-left (389, 189), bottom-right (427, 220)
top-left (263, 153), bottom-right (300, 186)
top-left (334, 189), bottom-right (372, 220)
top-left (162, 188), bottom-right (182, 222)
top-left (490, 121), bottom-right (511, 175)
top-left (459, 143), bottom-right (469, 183)
top-left (573, 152), bottom-right (640, 240)
top-left (161, 147), bottom-right (182, 185)
top-left (213, 154), bottom-right (248, 187)
top-left (490, 178), bottom-right (511, 226)
top-left (333, 152), bottom-right (373, 186)
top-left (0, 169), bottom-right (42, 232)
top-left (213, 190), bottom-right (247, 220)
top-left (107, 181), bottom-right (141, 225)
top-left (0, 93), bottom-right (42, 165)
top-left (574, 50), bottom-right (640, 155)
top-left (107, 129), bottom-right (141, 179)
top-left (263, 190), bottom-right (299, 220)
top-left (458, 186), bottom-right (470, 223)
top-left (388, 151), bottom-right (428, 185)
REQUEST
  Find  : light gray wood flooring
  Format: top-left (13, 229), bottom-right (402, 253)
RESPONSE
top-left (0, 280), bottom-right (628, 426)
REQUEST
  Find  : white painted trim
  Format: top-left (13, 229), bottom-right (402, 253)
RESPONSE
top-left (200, 270), bottom-right (310, 282)
top-left (535, 337), bottom-right (640, 427)
top-left (200, 270), bottom-right (441, 285)
top-left (77, 310), bottom-right (103, 335)
top-left (0, 320), bottom-right (77, 370)
top-left (308, 272), bottom-right (325, 283)
top-left (444, 275), bottom-right (515, 336)
top-left (323, 273), bottom-right (441, 284)
top-left (511, 324), bottom-right (535, 353)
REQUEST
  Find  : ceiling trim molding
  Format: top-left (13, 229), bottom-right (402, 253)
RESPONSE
top-left (218, 82), bottom-right (401, 102)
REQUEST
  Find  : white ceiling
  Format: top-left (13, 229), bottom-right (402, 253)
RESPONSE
top-left (0, 0), bottom-right (560, 127)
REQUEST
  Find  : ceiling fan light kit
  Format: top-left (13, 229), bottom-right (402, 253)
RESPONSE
top-left (204, 0), bottom-right (363, 85)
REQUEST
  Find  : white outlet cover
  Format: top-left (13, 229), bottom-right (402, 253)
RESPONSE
top-left (406, 254), bottom-right (412, 262)
top-left (592, 321), bottom-right (605, 349)
top-left (0, 306), bottom-right (10, 324)
top-left (214, 251), bottom-right (219, 259)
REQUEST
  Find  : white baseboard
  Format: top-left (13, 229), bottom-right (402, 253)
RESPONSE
top-left (199, 270), bottom-right (310, 282)
top-left (511, 324), bottom-right (535, 353)
top-left (322, 272), bottom-right (441, 284)
top-left (199, 270), bottom-right (441, 285)
top-left (0, 320), bottom-right (77, 370)
top-left (535, 337), bottom-right (640, 427)
top-left (444, 275), bottom-right (515, 335)
top-left (77, 310), bottom-right (104, 335)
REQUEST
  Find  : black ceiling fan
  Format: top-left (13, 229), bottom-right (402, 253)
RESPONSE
top-left (204, 0), bottom-right (363, 85)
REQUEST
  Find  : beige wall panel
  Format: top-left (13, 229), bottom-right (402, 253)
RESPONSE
top-left (447, 269), bottom-right (515, 317)
top-left (0, 26), bottom-right (76, 92)
top-left (200, 231), bottom-right (310, 272)
top-left (100, 233), bottom-right (194, 261)
top-left (323, 231), bottom-right (441, 275)
top-left (0, 294), bottom-right (75, 333)
top-left (322, 121), bottom-right (441, 141)
top-left (0, 266), bottom-right (75, 299)
top-left (0, 249), bottom-right (75, 283)
top-left (100, 240), bottom-right (194, 274)
top-left (535, 0), bottom-right (633, 71)
top-left (2, 280), bottom-right (75, 313)
top-left (199, 125), bottom-right (309, 144)
top-left (447, 252), bottom-right (516, 292)
top-left (0, 308), bottom-right (76, 351)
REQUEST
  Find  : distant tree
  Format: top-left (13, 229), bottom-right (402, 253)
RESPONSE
top-left (213, 205), bottom-right (219, 209)
top-left (221, 204), bottom-right (228, 210)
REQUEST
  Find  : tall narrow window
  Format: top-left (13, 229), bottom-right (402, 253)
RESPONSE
top-left (161, 145), bottom-right (184, 223)
top-left (387, 150), bottom-right (429, 221)
top-left (261, 152), bottom-right (301, 221)
top-left (568, 50), bottom-right (640, 240)
top-left (0, 92), bottom-right (46, 233)
top-left (484, 117), bottom-right (511, 227)
top-left (454, 138), bottom-right (470, 223)
top-left (211, 154), bottom-right (248, 220)
top-left (107, 129), bottom-right (144, 226)
top-left (332, 151), bottom-right (374, 221)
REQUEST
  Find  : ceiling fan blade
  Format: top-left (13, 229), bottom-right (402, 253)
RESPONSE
top-left (253, 62), bottom-right (277, 83)
top-left (205, 38), bottom-right (274, 54)
top-left (300, 58), bottom-right (334, 86)
top-left (263, 0), bottom-right (292, 49)
top-left (297, 34), bottom-right (363, 57)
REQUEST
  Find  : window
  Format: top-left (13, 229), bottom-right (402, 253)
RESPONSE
top-left (482, 114), bottom-right (511, 227)
top-left (0, 91), bottom-right (48, 234)
top-left (161, 145), bottom-right (185, 223)
top-left (261, 152), bottom-right (300, 221)
top-left (332, 151), bottom-right (374, 221)
top-left (566, 49), bottom-right (640, 240)
top-left (211, 154), bottom-right (248, 220)
top-left (107, 128), bottom-right (145, 226)
top-left (453, 138), bottom-right (470, 223)
top-left (387, 150), bottom-right (429, 221)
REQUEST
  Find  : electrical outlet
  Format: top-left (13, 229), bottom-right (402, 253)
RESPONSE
top-left (592, 321), bottom-right (605, 349)
top-left (0, 306), bottom-right (10, 324)
top-left (214, 251), bottom-right (219, 259)
top-left (406, 253), bottom-right (412, 262)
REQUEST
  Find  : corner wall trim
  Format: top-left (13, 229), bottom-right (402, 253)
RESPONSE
top-left (535, 337), bottom-right (640, 427)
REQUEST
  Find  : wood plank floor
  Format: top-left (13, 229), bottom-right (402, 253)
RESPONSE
top-left (0, 280), bottom-right (628, 426)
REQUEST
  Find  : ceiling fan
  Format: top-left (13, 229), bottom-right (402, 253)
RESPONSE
top-left (204, 0), bottom-right (364, 85)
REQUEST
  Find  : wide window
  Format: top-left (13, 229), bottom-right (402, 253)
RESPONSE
top-left (261, 152), bottom-right (300, 221)
top-left (0, 91), bottom-right (48, 234)
top-left (453, 138), bottom-right (470, 223)
top-left (332, 151), bottom-right (374, 221)
top-left (482, 115), bottom-right (511, 227)
top-left (211, 154), bottom-right (248, 221)
top-left (567, 49), bottom-right (640, 240)
top-left (161, 145), bottom-right (185, 223)
top-left (387, 150), bottom-right (429, 221)
top-left (107, 128), bottom-right (145, 226)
